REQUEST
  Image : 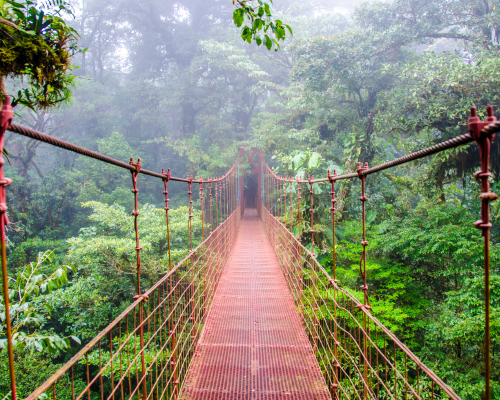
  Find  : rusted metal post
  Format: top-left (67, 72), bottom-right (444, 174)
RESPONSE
top-left (130, 158), bottom-right (143, 295)
top-left (289, 178), bottom-right (292, 232)
top-left (187, 176), bottom-right (196, 345)
top-left (356, 162), bottom-right (370, 307)
top-left (199, 179), bottom-right (206, 321)
top-left (258, 151), bottom-right (262, 218)
top-left (216, 179), bottom-right (219, 227)
top-left (130, 157), bottom-right (148, 400)
top-left (209, 178), bottom-right (213, 233)
top-left (276, 176), bottom-right (279, 244)
top-left (308, 176), bottom-right (318, 351)
top-left (240, 173), bottom-right (244, 216)
top-left (297, 177), bottom-right (302, 242)
top-left (267, 168), bottom-right (270, 210)
top-left (162, 168), bottom-right (172, 270)
top-left (223, 177), bottom-right (226, 221)
top-left (328, 170), bottom-right (340, 399)
top-left (161, 168), bottom-right (176, 399)
top-left (215, 178), bottom-right (220, 281)
top-left (308, 176), bottom-right (315, 253)
top-left (200, 178), bottom-right (205, 241)
top-left (281, 179), bottom-right (285, 220)
top-left (283, 178), bottom-right (287, 225)
top-left (277, 178), bottom-right (280, 219)
top-left (0, 97), bottom-right (16, 400)
top-left (296, 177), bottom-right (304, 316)
top-left (356, 161), bottom-right (370, 400)
top-left (469, 106), bottom-right (498, 400)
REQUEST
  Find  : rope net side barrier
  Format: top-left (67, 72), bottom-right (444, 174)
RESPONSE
top-left (256, 105), bottom-right (499, 400)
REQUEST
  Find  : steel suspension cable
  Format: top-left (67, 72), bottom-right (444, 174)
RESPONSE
top-left (265, 132), bottom-right (481, 184)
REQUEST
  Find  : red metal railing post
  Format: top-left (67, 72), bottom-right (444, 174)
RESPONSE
top-left (240, 171), bottom-right (244, 217)
top-left (199, 178), bottom-right (206, 321)
top-left (284, 178), bottom-right (287, 226)
top-left (223, 177), bottom-right (226, 221)
top-left (356, 162), bottom-right (371, 308)
top-left (162, 168), bottom-right (172, 270)
top-left (209, 178), bottom-right (213, 234)
top-left (266, 167), bottom-right (269, 210)
top-left (356, 161), bottom-right (370, 400)
top-left (281, 179), bottom-right (285, 220)
top-left (296, 177), bottom-right (304, 316)
top-left (308, 176), bottom-right (315, 253)
top-left (297, 177), bottom-right (302, 242)
top-left (129, 157), bottom-right (148, 400)
top-left (0, 96), bottom-right (16, 400)
top-left (258, 151), bottom-right (262, 218)
top-left (275, 177), bottom-right (278, 247)
top-left (215, 179), bottom-right (219, 227)
top-left (187, 175), bottom-right (196, 347)
top-left (161, 168), bottom-right (177, 399)
top-left (200, 178), bottom-right (205, 241)
top-left (216, 179), bottom-right (220, 281)
top-left (308, 176), bottom-right (318, 352)
top-left (328, 169), bottom-right (340, 399)
top-left (289, 178), bottom-right (292, 232)
top-left (469, 106), bottom-right (498, 400)
top-left (277, 178), bottom-right (280, 219)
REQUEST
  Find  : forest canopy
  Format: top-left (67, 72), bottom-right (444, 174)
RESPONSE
top-left (0, 0), bottom-right (499, 399)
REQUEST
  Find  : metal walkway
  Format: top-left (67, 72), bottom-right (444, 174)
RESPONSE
top-left (181, 208), bottom-right (330, 399)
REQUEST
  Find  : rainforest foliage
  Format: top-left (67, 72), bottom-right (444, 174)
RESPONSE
top-left (0, 0), bottom-right (499, 398)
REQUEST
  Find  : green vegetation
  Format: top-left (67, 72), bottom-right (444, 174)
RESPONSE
top-left (0, 0), bottom-right (498, 398)
top-left (0, 0), bottom-right (81, 108)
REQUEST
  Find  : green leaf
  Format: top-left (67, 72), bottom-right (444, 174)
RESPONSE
top-left (264, 34), bottom-right (272, 50)
top-left (253, 18), bottom-right (262, 31)
top-left (233, 8), bottom-right (245, 27)
top-left (264, 3), bottom-right (271, 16)
top-left (292, 152), bottom-right (307, 170)
top-left (308, 152), bottom-right (322, 169)
top-left (366, 210), bottom-right (377, 225)
top-left (70, 335), bottom-right (81, 345)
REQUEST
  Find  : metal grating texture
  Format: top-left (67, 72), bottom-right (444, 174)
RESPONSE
top-left (180, 208), bottom-right (330, 400)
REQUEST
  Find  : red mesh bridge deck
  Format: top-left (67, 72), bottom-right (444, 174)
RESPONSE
top-left (180, 208), bottom-right (330, 400)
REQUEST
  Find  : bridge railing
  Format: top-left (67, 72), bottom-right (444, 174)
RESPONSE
top-left (0, 103), bottom-right (243, 400)
top-left (24, 204), bottom-right (240, 400)
top-left (257, 105), bottom-right (500, 400)
top-left (260, 200), bottom-right (460, 400)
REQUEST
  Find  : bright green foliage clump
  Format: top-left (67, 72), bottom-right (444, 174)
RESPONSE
top-left (233, 0), bottom-right (292, 50)
top-left (0, 250), bottom-right (79, 354)
top-left (67, 201), bottom-right (204, 281)
top-left (0, 0), bottom-right (80, 108)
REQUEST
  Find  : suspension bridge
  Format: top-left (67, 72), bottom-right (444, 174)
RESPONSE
top-left (0, 97), bottom-right (498, 400)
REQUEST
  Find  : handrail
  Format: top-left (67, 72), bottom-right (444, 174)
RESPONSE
top-left (260, 200), bottom-right (462, 399)
top-left (6, 122), bottom-right (237, 183)
top-left (25, 205), bottom-right (242, 400)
